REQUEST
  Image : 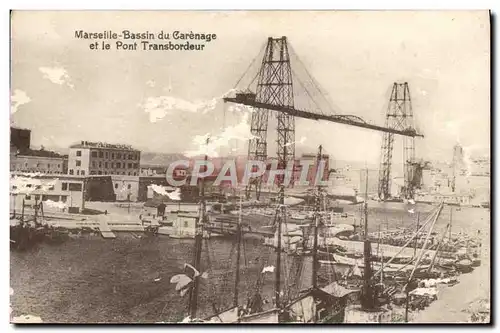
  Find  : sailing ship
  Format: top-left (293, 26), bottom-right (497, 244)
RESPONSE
top-left (169, 142), bottom-right (480, 323)
top-left (236, 145), bottom-right (355, 323)
top-left (174, 145), bottom-right (355, 323)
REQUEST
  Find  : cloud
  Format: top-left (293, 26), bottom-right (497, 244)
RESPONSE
top-left (141, 88), bottom-right (239, 123)
top-left (141, 96), bottom-right (217, 123)
top-left (10, 89), bottom-right (31, 114)
top-left (39, 66), bottom-right (74, 89)
top-left (226, 103), bottom-right (256, 114)
top-left (184, 112), bottom-right (256, 158)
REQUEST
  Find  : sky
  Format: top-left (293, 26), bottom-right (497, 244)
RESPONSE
top-left (10, 11), bottom-right (490, 167)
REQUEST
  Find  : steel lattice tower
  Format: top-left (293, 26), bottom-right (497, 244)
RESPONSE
top-left (246, 36), bottom-right (295, 199)
top-left (378, 82), bottom-right (415, 200)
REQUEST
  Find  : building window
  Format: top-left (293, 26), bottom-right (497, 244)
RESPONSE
top-left (68, 183), bottom-right (82, 191)
top-left (76, 150), bottom-right (82, 157)
top-left (105, 152), bottom-right (108, 158)
top-left (91, 151), bottom-right (97, 158)
top-left (104, 172), bottom-right (107, 175)
top-left (99, 162), bottom-right (102, 168)
top-left (128, 172), bottom-right (131, 175)
top-left (62, 182), bottom-right (68, 190)
top-left (69, 169), bottom-right (74, 175)
top-left (115, 183), bottom-right (118, 189)
top-left (117, 153), bottom-right (121, 159)
top-left (116, 162), bottom-right (121, 168)
top-left (48, 164), bottom-right (51, 169)
top-left (77, 170), bottom-right (80, 175)
top-left (92, 161), bottom-right (96, 168)
top-left (112, 153), bottom-right (115, 159)
top-left (105, 162), bottom-right (108, 168)
top-left (128, 154), bottom-right (132, 160)
top-left (128, 163), bottom-right (132, 169)
top-left (24, 163), bottom-right (28, 167)
top-left (25, 195), bottom-right (31, 200)
top-left (90, 171), bottom-right (96, 175)
top-left (127, 184), bottom-right (131, 189)
top-left (81, 170), bottom-right (85, 176)
top-left (99, 151), bottom-right (104, 158)
top-left (134, 163), bottom-right (139, 168)
top-left (60, 195), bottom-right (67, 203)
top-left (134, 172), bottom-right (137, 176)
top-left (48, 186), bottom-right (54, 191)
top-left (98, 171), bottom-right (102, 175)
top-left (58, 164), bottom-right (61, 168)
top-left (76, 160), bottom-right (81, 167)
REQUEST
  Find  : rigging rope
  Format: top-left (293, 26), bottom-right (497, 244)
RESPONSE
top-left (373, 204), bottom-right (441, 278)
top-left (408, 203), bottom-right (444, 281)
top-left (291, 67), bottom-right (325, 116)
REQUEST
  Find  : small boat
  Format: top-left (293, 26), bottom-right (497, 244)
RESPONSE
top-left (455, 258), bottom-right (473, 273)
top-left (290, 213), bottom-right (307, 220)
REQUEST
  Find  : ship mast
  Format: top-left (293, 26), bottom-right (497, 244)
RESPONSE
top-left (233, 195), bottom-right (243, 308)
top-left (312, 145), bottom-right (322, 289)
top-left (361, 167), bottom-right (375, 310)
top-left (275, 186), bottom-right (284, 308)
top-left (188, 137), bottom-right (209, 319)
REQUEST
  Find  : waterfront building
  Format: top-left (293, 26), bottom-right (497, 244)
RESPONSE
top-left (68, 141), bottom-right (141, 176)
top-left (10, 127), bottom-right (68, 174)
top-left (139, 164), bottom-right (166, 176)
top-left (10, 151), bottom-right (68, 174)
top-left (9, 172), bottom-right (86, 213)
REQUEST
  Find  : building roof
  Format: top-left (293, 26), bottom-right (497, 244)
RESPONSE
top-left (69, 140), bottom-right (140, 151)
top-left (140, 164), bottom-right (167, 169)
top-left (10, 171), bottom-right (84, 181)
top-left (10, 126), bottom-right (31, 132)
top-left (15, 149), bottom-right (67, 159)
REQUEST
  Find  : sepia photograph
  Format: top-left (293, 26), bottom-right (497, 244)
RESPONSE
top-left (9, 10), bottom-right (491, 324)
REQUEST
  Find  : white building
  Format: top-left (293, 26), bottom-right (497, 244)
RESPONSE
top-left (10, 173), bottom-right (86, 214)
top-left (68, 141), bottom-right (141, 177)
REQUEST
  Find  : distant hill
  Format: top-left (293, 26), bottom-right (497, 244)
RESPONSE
top-left (140, 152), bottom-right (188, 166)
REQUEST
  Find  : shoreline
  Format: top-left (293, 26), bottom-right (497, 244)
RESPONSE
top-left (410, 226), bottom-right (490, 323)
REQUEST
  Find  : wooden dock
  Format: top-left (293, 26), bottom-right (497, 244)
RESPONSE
top-left (99, 220), bottom-right (116, 239)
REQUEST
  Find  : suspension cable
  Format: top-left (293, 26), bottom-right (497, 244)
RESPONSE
top-left (289, 44), bottom-right (339, 115)
top-left (233, 41), bottom-right (267, 89)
